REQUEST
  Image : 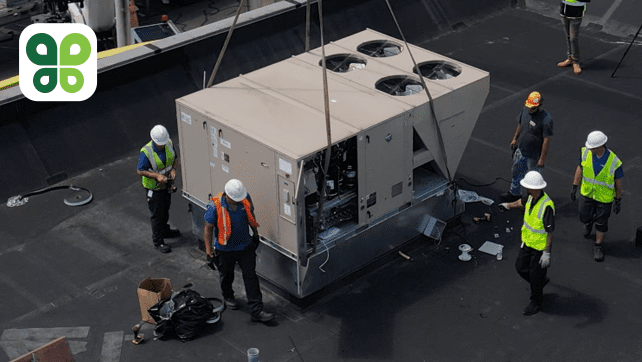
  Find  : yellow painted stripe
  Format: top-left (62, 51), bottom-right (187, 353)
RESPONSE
top-left (97, 41), bottom-right (152, 59)
top-left (0, 42), bottom-right (153, 90)
top-left (0, 75), bottom-right (19, 91)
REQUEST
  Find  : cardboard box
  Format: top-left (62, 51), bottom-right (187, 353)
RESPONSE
top-left (10, 336), bottom-right (73, 362)
top-left (137, 277), bottom-right (173, 324)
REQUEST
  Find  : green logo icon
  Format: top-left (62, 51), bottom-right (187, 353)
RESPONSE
top-left (26, 33), bottom-right (91, 94)
top-left (20, 24), bottom-right (97, 102)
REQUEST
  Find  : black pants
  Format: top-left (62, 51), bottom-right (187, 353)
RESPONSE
top-left (217, 246), bottom-right (263, 317)
top-left (146, 189), bottom-right (172, 246)
top-left (579, 196), bottom-right (612, 233)
top-left (515, 245), bottom-right (548, 305)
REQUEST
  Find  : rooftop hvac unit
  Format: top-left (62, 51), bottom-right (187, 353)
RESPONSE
top-left (176, 29), bottom-right (489, 298)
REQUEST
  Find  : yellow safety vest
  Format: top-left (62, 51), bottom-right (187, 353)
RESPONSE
top-left (140, 140), bottom-right (175, 190)
top-left (562, 0), bottom-right (586, 12)
top-left (580, 147), bottom-right (621, 203)
top-left (521, 193), bottom-right (555, 251)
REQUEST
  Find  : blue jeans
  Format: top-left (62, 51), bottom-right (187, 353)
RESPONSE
top-left (562, 16), bottom-right (582, 61)
top-left (510, 148), bottom-right (541, 196)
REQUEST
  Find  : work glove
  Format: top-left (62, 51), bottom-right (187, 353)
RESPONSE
top-left (539, 251), bottom-right (551, 268)
top-left (206, 250), bottom-right (219, 270)
top-left (251, 233), bottom-right (260, 251)
top-left (614, 198), bottom-right (622, 215)
top-left (571, 185), bottom-right (578, 201)
top-left (498, 203), bottom-right (510, 212)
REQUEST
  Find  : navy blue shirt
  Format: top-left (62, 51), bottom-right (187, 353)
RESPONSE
top-left (204, 194), bottom-right (255, 252)
top-left (578, 148), bottom-right (623, 179)
top-left (137, 143), bottom-right (175, 171)
top-left (516, 107), bottom-right (553, 160)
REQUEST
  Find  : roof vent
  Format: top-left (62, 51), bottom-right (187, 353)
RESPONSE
top-left (375, 76), bottom-right (424, 96)
top-left (357, 40), bottom-right (402, 57)
top-left (320, 54), bottom-right (367, 73)
top-left (414, 61), bottom-right (462, 80)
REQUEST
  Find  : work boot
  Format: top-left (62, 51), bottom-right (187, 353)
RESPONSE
top-left (557, 57), bottom-right (573, 68)
top-left (251, 311), bottom-right (274, 323)
top-left (523, 301), bottom-right (541, 316)
top-left (594, 244), bottom-right (604, 262)
top-left (583, 223), bottom-right (593, 238)
top-left (500, 192), bottom-right (521, 203)
top-left (164, 228), bottom-right (181, 238)
top-left (224, 297), bottom-right (239, 310)
top-left (572, 62), bottom-right (582, 75)
top-left (155, 243), bottom-right (171, 253)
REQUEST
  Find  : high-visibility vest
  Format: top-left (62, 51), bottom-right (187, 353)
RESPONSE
top-left (580, 147), bottom-right (621, 203)
top-left (211, 193), bottom-right (260, 246)
top-left (521, 193), bottom-right (555, 251)
top-left (140, 140), bottom-right (175, 190)
top-left (562, 0), bottom-right (586, 12)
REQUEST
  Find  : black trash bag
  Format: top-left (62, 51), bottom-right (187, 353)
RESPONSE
top-left (148, 289), bottom-right (216, 341)
top-left (148, 298), bottom-right (177, 340)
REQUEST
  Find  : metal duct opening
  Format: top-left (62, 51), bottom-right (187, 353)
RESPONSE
top-left (320, 54), bottom-right (367, 73)
top-left (375, 76), bottom-right (424, 96)
top-left (357, 40), bottom-right (402, 57)
top-left (413, 61), bottom-right (462, 80)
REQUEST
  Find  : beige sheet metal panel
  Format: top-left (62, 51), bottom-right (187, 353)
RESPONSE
top-left (203, 117), bottom-right (280, 244)
top-left (242, 49), bottom-right (413, 132)
top-left (177, 79), bottom-right (357, 161)
top-left (362, 115), bottom-right (413, 220)
top-left (176, 103), bottom-right (212, 205)
top-left (323, 29), bottom-right (490, 174)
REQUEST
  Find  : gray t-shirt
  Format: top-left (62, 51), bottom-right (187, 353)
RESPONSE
top-left (516, 107), bottom-right (553, 160)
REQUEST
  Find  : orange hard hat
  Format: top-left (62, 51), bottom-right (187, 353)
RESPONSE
top-left (525, 91), bottom-right (542, 108)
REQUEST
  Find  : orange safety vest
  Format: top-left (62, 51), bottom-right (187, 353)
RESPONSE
top-left (211, 193), bottom-right (259, 245)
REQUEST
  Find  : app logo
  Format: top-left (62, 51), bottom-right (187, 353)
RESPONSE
top-left (19, 24), bottom-right (97, 102)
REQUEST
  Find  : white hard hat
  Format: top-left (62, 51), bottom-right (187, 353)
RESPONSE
top-left (585, 130), bottom-right (607, 149)
top-left (225, 179), bottom-right (247, 202)
top-left (150, 125), bottom-right (170, 146)
top-left (520, 171), bottom-right (547, 190)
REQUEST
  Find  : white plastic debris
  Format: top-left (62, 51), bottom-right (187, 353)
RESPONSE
top-left (7, 196), bottom-right (28, 207)
top-left (478, 241), bottom-right (503, 256)
top-left (457, 189), bottom-right (494, 206)
top-left (458, 244), bottom-right (473, 261)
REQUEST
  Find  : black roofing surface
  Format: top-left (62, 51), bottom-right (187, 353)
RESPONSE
top-left (1, 0), bottom-right (642, 361)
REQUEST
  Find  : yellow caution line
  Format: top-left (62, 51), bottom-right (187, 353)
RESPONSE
top-left (0, 41), bottom-right (153, 91)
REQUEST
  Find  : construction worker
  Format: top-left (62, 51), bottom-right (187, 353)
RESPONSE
top-left (501, 91), bottom-right (553, 203)
top-left (500, 171), bottom-right (554, 316)
top-left (571, 131), bottom-right (623, 262)
top-left (137, 125), bottom-right (180, 253)
top-left (203, 179), bottom-right (274, 323)
top-left (558, 0), bottom-right (587, 75)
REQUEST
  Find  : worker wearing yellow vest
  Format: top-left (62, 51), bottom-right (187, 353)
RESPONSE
top-left (137, 125), bottom-right (180, 253)
top-left (571, 131), bottom-right (623, 262)
top-left (557, 0), bottom-right (589, 74)
top-left (204, 179), bottom-right (274, 323)
top-left (500, 171), bottom-right (554, 316)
